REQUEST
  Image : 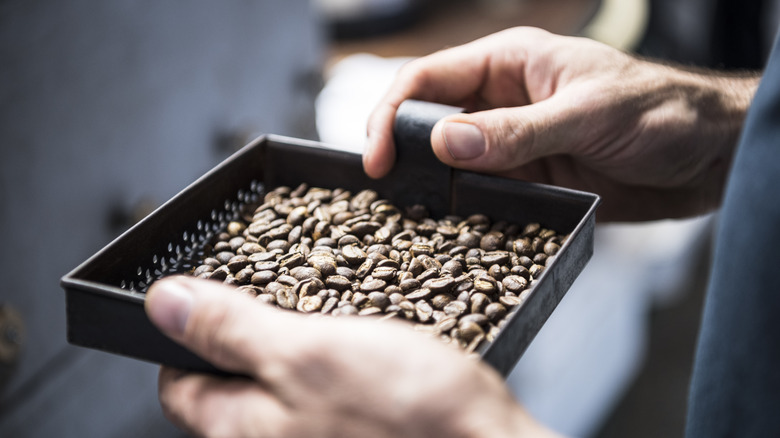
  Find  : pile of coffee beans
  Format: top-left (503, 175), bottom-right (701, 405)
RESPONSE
top-left (187, 183), bottom-right (567, 353)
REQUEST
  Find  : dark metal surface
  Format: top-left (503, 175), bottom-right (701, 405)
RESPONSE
top-left (61, 100), bottom-right (600, 378)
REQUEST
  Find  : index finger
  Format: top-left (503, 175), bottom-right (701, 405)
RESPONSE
top-left (363, 34), bottom-right (513, 178)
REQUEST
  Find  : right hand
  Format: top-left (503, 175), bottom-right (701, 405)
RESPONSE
top-left (364, 27), bottom-right (760, 221)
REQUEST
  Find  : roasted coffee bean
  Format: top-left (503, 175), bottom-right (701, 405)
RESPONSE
top-left (229, 236), bottom-right (246, 252)
top-left (355, 259), bottom-right (375, 279)
top-left (279, 252), bottom-right (305, 270)
top-left (443, 300), bottom-right (467, 317)
top-left (227, 221), bottom-right (246, 237)
top-left (290, 266), bottom-right (321, 281)
top-left (215, 251), bottom-right (235, 265)
top-left (481, 251), bottom-right (510, 267)
top-left (276, 274), bottom-right (298, 287)
top-left (420, 256), bottom-right (442, 271)
top-left (295, 278), bottom-right (324, 298)
top-left (399, 278), bottom-right (421, 292)
top-left (254, 293), bottom-right (275, 306)
top-left (485, 302), bottom-right (508, 323)
top-left (325, 275), bottom-right (351, 291)
top-left (358, 306), bottom-right (383, 316)
top-left (208, 265), bottom-right (230, 281)
top-left (431, 293), bottom-right (454, 309)
top-left (512, 238), bottom-right (534, 257)
top-left (544, 241), bottom-right (560, 256)
top-left (235, 267), bottom-right (254, 284)
top-left (522, 222), bottom-right (541, 237)
top-left (240, 242), bottom-right (264, 255)
top-left (480, 231), bottom-right (506, 251)
top-left (367, 291), bottom-right (391, 310)
top-left (460, 313), bottom-right (489, 327)
top-left (441, 259), bottom-right (464, 277)
top-left (351, 292), bottom-right (369, 308)
top-left (335, 304), bottom-right (359, 316)
top-left (473, 274), bottom-right (498, 294)
top-left (423, 277), bottom-right (456, 294)
top-left (287, 206), bottom-right (308, 226)
top-left (371, 266), bottom-right (397, 281)
top-left (410, 243), bottom-right (434, 258)
top-left (251, 270), bottom-right (277, 285)
top-left (360, 278), bottom-right (387, 293)
top-left (338, 235), bottom-right (360, 247)
top-left (415, 300), bottom-right (434, 322)
top-left (435, 316), bottom-right (458, 333)
top-left (193, 264), bottom-right (214, 277)
top-left (350, 221), bottom-right (382, 237)
top-left (406, 287), bottom-right (433, 302)
top-left (486, 265), bottom-right (503, 281)
top-left (517, 255), bottom-right (534, 268)
top-left (499, 295), bottom-right (524, 307)
top-left (502, 275), bottom-right (528, 293)
top-left (529, 264), bottom-right (545, 278)
top-left (235, 285), bottom-right (259, 297)
top-left (297, 295), bottom-right (323, 313)
top-left (321, 296), bottom-right (339, 314)
top-left (376, 259), bottom-right (400, 272)
top-left (266, 239), bottom-right (291, 253)
top-left (458, 321), bottom-right (484, 343)
top-left (186, 183), bottom-right (567, 354)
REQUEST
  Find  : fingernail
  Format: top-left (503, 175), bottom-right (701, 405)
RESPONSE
top-left (147, 278), bottom-right (194, 337)
top-left (443, 122), bottom-right (486, 160)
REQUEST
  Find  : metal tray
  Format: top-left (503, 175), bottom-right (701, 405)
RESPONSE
top-left (61, 100), bottom-right (600, 377)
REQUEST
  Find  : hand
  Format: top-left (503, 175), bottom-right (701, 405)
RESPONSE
top-left (364, 27), bottom-right (759, 221)
top-left (145, 276), bottom-right (559, 438)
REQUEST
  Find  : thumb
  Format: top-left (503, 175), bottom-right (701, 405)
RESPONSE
top-left (430, 101), bottom-right (571, 172)
top-left (145, 276), bottom-right (286, 375)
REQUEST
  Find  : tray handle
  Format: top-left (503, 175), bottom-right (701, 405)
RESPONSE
top-left (388, 100), bottom-right (464, 217)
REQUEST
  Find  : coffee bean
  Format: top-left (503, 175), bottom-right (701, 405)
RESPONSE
top-left (529, 264), bottom-right (545, 278)
top-left (459, 313), bottom-right (489, 327)
top-left (295, 278), bottom-right (324, 298)
top-left (423, 277), bottom-right (456, 294)
top-left (367, 291), bottom-right (391, 310)
top-left (499, 295), bottom-right (524, 307)
top-left (252, 291), bottom-right (274, 304)
top-left (502, 275), bottom-right (528, 293)
top-left (399, 278), bottom-right (421, 292)
top-left (435, 316), bottom-right (458, 333)
top-left (405, 285), bottom-right (433, 301)
top-left (186, 183), bottom-right (567, 354)
top-left (279, 252), bottom-right (305, 270)
top-left (473, 274), bottom-right (498, 295)
top-left (372, 266), bottom-right (397, 281)
top-left (481, 251), bottom-right (510, 267)
top-left (443, 300), bottom-right (467, 317)
top-left (358, 306), bottom-right (383, 316)
top-left (193, 264), bottom-right (214, 277)
top-left (297, 295), bottom-right (323, 313)
top-left (485, 303), bottom-right (508, 323)
top-left (290, 266), bottom-right (321, 282)
top-left (360, 278), bottom-right (387, 293)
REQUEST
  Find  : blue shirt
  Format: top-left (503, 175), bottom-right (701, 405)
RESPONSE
top-left (686, 36), bottom-right (780, 436)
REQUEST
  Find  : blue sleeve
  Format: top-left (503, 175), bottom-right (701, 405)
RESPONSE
top-left (686, 36), bottom-right (780, 437)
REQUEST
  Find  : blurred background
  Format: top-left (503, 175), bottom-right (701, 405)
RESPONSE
top-left (1, 1), bottom-right (778, 437)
